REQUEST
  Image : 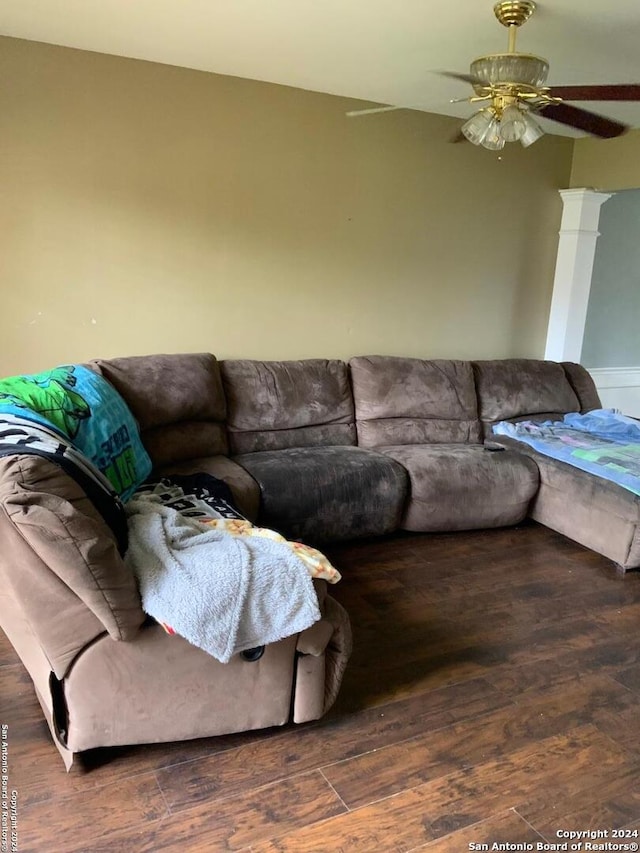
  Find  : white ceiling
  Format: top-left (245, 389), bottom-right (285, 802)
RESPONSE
top-left (2, 0), bottom-right (640, 136)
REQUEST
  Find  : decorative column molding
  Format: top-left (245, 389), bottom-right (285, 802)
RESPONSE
top-left (544, 188), bottom-right (612, 362)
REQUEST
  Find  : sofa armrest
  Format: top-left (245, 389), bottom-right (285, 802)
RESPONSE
top-left (296, 619), bottom-right (334, 656)
top-left (292, 595), bottom-right (352, 723)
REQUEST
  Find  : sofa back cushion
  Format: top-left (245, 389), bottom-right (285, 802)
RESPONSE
top-left (473, 359), bottom-right (581, 426)
top-left (0, 455), bottom-right (144, 679)
top-left (349, 356), bottom-right (481, 447)
top-left (561, 362), bottom-right (602, 412)
top-left (221, 359), bottom-right (355, 454)
top-left (90, 353), bottom-right (228, 466)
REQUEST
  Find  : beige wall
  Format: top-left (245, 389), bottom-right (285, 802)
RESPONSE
top-left (0, 37), bottom-right (574, 376)
top-left (570, 129), bottom-right (640, 191)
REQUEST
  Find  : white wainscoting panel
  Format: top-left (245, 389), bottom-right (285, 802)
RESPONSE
top-left (588, 367), bottom-right (640, 417)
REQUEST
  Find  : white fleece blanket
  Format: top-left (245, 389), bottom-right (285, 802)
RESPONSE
top-left (124, 497), bottom-right (321, 663)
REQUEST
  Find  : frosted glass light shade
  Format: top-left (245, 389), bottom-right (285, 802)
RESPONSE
top-left (470, 53), bottom-right (549, 89)
top-left (520, 111), bottom-right (545, 147)
top-left (500, 104), bottom-right (526, 142)
top-left (480, 117), bottom-right (506, 150)
top-left (461, 109), bottom-right (495, 145)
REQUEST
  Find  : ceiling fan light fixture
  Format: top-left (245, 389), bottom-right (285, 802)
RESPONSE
top-left (500, 103), bottom-right (527, 141)
top-left (519, 111), bottom-right (545, 146)
top-left (443, 0), bottom-right (635, 150)
top-left (470, 53), bottom-right (549, 91)
top-left (461, 108), bottom-right (496, 145)
top-left (462, 102), bottom-right (543, 149)
top-left (480, 116), bottom-right (507, 150)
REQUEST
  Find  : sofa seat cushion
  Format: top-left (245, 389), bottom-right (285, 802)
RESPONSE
top-left (232, 446), bottom-right (408, 543)
top-left (379, 444), bottom-right (539, 532)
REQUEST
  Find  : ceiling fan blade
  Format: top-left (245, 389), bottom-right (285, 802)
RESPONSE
top-left (547, 84), bottom-right (640, 101)
top-left (345, 105), bottom-right (402, 117)
top-left (536, 102), bottom-right (629, 138)
top-left (437, 70), bottom-right (483, 86)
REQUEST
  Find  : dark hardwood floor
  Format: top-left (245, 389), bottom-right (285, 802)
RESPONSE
top-left (3, 520), bottom-right (640, 852)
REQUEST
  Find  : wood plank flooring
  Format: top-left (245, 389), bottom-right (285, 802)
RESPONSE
top-left (3, 520), bottom-right (640, 852)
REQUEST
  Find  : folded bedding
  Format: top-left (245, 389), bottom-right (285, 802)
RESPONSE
top-left (493, 409), bottom-right (640, 496)
top-left (0, 364), bottom-right (151, 500)
top-left (125, 474), bottom-right (341, 663)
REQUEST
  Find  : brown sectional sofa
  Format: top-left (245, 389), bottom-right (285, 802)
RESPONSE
top-left (0, 350), bottom-right (635, 769)
top-left (198, 353), bottom-right (640, 568)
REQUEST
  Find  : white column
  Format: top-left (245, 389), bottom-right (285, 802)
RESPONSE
top-left (544, 188), bottom-right (612, 362)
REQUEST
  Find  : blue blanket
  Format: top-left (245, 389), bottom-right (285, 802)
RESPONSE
top-left (493, 409), bottom-right (640, 497)
top-left (0, 364), bottom-right (151, 501)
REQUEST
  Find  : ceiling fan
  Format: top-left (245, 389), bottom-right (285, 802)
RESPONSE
top-left (348, 0), bottom-right (640, 150)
